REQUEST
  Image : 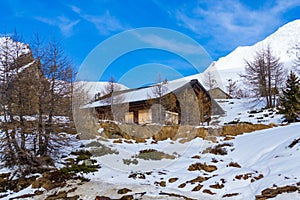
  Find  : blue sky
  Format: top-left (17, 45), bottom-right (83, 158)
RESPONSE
top-left (1, 0), bottom-right (300, 87)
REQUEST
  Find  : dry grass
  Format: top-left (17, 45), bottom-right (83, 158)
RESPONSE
top-left (192, 184), bottom-right (203, 191)
top-left (88, 144), bottom-right (119, 157)
top-left (168, 178), bottom-right (178, 183)
top-left (202, 143), bottom-right (233, 155)
top-left (188, 163), bottom-right (217, 172)
top-left (222, 123), bottom-right (272, 137)
top-left (99, 122), bottom-right (274, 142)
top-left (256, 185), bottom-right (300, 199)
top-left (227, 162), bottom-right (241, 168)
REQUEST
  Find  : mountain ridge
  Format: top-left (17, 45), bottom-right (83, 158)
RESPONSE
top-left (205, 19), bottom-right (300, 90)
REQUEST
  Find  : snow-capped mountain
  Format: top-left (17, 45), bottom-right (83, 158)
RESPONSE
top-left (204, 19), bottom-right (300, 90)
top-left (0, 37), bottom-right (37, 78)
top-left (0, 37), bottom-right (31, 66)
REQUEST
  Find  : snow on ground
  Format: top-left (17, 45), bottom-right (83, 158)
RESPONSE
top-left (213, 98), bottom-right (283, 125)
top-left (2, 98), bottom-right (299, 199)
top-left (64, 123), bottom-right (300, 200)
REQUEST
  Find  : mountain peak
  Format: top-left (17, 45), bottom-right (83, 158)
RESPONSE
top-left (208, 19), bottom-right (300, 90)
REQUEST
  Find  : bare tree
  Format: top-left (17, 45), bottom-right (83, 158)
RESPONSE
top-left (240, 46), bottom-right (285, 108)
top-left (0, 32), bottom-right (42, 170)
top-left (204, 71), bottom-right (218, 90)
top-left (226, 79), bottom-right (237, 97)
top-left (0, 33), bottom-right (75, 174)
top-left (38, 38), bottom-right (74, 157)
top-left (151, 74), bottom-right (169, 124)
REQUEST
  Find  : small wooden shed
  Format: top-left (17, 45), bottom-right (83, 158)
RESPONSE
top-left (84, 79), bottom-right (225, 125)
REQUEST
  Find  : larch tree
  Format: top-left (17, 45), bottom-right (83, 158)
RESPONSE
top-left (240, 46), bottom-right (285, 108)
top-left (226, 79), bottom-right (238, 97)
top-left (38, 38), bottom-right (75, 157)
top-left (0, 32), bottom-right (41, 170)
top-left (203, 71), bottom-right (218, 90)
top-left (0, 33), bottom-right (75, 174)
top-left (151, 74), bottom-right (169, 124)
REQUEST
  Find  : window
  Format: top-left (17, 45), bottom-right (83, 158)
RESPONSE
top-left (125, 112), bottom-right (134, 123)
top-left (138, 109), bottom-right (152, 124)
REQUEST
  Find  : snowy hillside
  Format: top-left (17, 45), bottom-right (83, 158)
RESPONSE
top-left (0, 37), bottom-right (31, 67)
top-left (32, 122), bottom-right (300, 200)
top-left (1, 93), bottom-right (299, 199)
top-left (203, 19), bottom-right (300, 90)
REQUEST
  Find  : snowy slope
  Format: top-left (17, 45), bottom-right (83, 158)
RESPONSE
top-left (60, 123), bottom-right (300, 200)
top-left (2, 97), bottom-right (299, 199)
top-left (174, 20), bottom-right (300, 91)
top-left (207, 19), bottom-right (300, 90)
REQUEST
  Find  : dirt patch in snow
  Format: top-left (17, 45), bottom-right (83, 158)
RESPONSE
top-left (256, 184), bottom-right (300, 199)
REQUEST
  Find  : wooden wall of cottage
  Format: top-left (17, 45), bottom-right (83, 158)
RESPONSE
top-left (95, 82), bottom-right (213, 126)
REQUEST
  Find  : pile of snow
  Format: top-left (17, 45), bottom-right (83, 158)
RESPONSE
top-left (214, 98), bottom-right (283, 125)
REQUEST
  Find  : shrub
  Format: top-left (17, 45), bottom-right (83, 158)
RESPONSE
top-left (85, 141), bottom-right (102, 147)
top-left (227, 162), bottom-right (241, 168)
top-left (188, 162), bottom-right (217, 172)
top-left (123, 159), bottom-right (138, 165)
top-left (71, 150), bottom-right (92, 161)
top-left (61, 163), bottom-right (99, 174)
top-left (89, 145), bottom-right (119, 157)
top-left (202, 143), bottom-right (232, 155)
top-left (135, 149), bottom-right (175, 160)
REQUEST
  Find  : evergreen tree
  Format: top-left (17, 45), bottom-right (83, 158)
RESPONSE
top-left (279, 71), bottom-right (300, 122)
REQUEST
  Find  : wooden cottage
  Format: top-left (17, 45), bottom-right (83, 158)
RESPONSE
top-left (84, 79), bottom-right (224, 125)
top-left (208, 87), bottom-right (232, 99)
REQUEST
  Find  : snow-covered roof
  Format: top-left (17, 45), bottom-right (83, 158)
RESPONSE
top-left (82, 78), bottom-right (196, 108)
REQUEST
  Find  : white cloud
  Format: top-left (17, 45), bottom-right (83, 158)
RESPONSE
top-left (82, 11), bottom-right (127, 35)
top-left (68, 4), bottom-right (128, 36)
top-left (35, 16), bottom-right (79, 37)
top-left (133, 32), bottom-right (205, 55)
top-left (171, 0), bottom-right (300, 53)
top-left (57, 16), bottom-right (80, 36)
top-left (69, 5), bottom-right (81, 14)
